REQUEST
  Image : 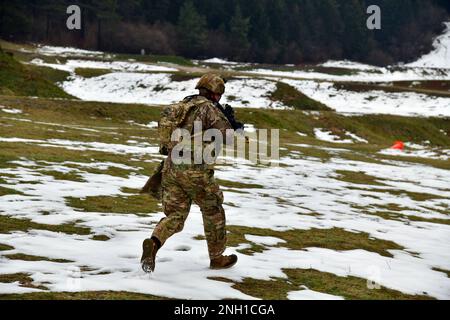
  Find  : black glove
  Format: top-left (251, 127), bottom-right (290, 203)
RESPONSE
top-left (223, 104), bottom-right (244, 130)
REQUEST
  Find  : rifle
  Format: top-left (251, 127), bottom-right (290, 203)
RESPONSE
top-left (215, 103), bottom-right (244, 131)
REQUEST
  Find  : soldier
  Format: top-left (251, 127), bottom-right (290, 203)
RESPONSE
top-left (141, 74), bottom-right (240, 273)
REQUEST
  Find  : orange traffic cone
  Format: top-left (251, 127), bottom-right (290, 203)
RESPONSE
top-left (391, 141), bottom-right (404, 150)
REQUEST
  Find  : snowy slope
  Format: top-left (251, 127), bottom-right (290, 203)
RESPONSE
top-left (23, 36), bottom-right (450, 117)
top-left (283, 79), bottom-right (450, 118)
top-left (407, 22), bottom-right (450, 69)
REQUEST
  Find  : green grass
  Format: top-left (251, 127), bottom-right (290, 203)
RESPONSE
top-left (396, 80), bottom-right (450, 92)
top-left (91, 234), bottom-right (111, 241)
top-left (271, 82), bottom-right (331, 111)
top-left (335, 170), bottom-right (386, 186)
top-left (0, 243), bottom-right (14, 251)
top-left (216, 179), bottom-right (264, 189)
top-left (0, 40), bottom-right (35, 52)
top-left (0, 273), bottom-right (48, 291)
top-left (115, 53), bottom-right (194, 67)
top-left (66, 194), bottom-right (161, 215)
top-left (0, 215), bottom-right (91, 236)
top-left (352, 202), bottom-right (450, 226)
top-left (1, 94), bottom-right (447, 173)
top-left (363, 210), bottom-right (450, 226)
top-left (39, 170), bottom-right (86, 182)
top-left (317, 113), bottom-right (449, 148)
top-left (0, 185), bottom-right (24, 196)
top-left (333, 81), bottom-right (450, 98)
top-left (170, 72), bottom-right (202, 82)
top-left (0, 291), bottom-right (170, 300)
top-left (211, 268), bottom-right (433, 300)
top-left (350, 186), bottom-right (446, 202)
top-left (0, 96), bottom-right (161, 125)
top-left (2, 95), bottom-right (449, 149)
top-left (75, 68), bottom-right (111, 78)
top-left (4, 253), bottom-right (73, 263)
top-left (66, 164), bottom-right (135, 179)
top-left (150, 54), bottom-right (194, 66)
top-left (0, 50), bottom-right (74, 98)
top-left (306, 66), bottom-right (362, 76)
top-left (0, 141), bottom-right (157, 183)
top-left (27, 64), bottom-right (71, 83)
top-left (222, 226), bottom-right (404, 258)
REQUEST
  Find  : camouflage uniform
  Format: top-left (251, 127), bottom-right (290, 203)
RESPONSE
top-left (151, 96), bottom-right (232, 260)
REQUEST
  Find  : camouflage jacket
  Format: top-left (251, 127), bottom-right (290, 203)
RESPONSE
top-left (165, 95), bottom-right (233, 170)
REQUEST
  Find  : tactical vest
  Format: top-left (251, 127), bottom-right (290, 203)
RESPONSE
top-left (158, 95), bottom-right (209, 155)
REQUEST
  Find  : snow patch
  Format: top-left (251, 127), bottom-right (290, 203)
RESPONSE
top-left (379, 144), bottom-right (450, 161)
top-left (244, 235), bottom-right (286, 246)
top-left (407, 22), bottom-right (450, 69)
top-left (288, 287), bottom-right (345, 300)
top-left (283, 79), bottom-right (450, 118)
top-left (0, 106), bottom-right (23, 114)
top-left (0, 137), bottom-right (160, 155)
top-left (146, 121), bottom-right (158, 129)
top-left (36, 45), bottom-right (105, 58)
top-left (202, 58), bottom-right (239, 65)
top-left (314, 129), bottom-right (353, 144)
top-left (321, 60), bottom-right (378, 71)
top-left (61, 73), bottom-right (287, 109)
top-left (65, 59), bottom-right (177, 73)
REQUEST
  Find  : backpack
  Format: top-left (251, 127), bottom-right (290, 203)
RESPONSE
top-left (158, 95), bottom-right (209, 155)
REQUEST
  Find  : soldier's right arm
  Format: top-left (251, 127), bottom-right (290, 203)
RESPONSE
top-left (197, 101), bottom-right (234, 143)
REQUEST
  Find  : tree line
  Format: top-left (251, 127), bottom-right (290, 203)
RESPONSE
top-left (1, 0), bottom-right (449, 65)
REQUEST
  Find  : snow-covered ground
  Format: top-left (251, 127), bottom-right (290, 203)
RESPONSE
top-left (379, 143), bottom-right (450, 161)
top-left (36, 45), bottom-right (108, 59)
top-left (1, 20), bottom-right (449, 301)
top-left (246, 65), bottom-right (450, 82)
top-left (0, 138), bottom-right (449, 299)
top-left (321, 60), bottom-right (380, 71)
top-left (31, 58), bottom-right (177, 73)
top-left (283, 79), bottom-right (450, 117)
top-left (201, 58), bottom-right (239, 65)
top-left (314, 129), bottom-right (368, 144)
top-left (0, 105), bottom-right (23, 114)
top-left (58, 71), bottom-right (450, 116)
top-left (61, 73), bottom-right (286, 109)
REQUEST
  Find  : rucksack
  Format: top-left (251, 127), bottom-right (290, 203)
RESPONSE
top-left (158, 95), bottom-right (209, 155)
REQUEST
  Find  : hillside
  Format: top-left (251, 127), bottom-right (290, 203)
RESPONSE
top-left (0, 38), bottom-right (449, 300)
top-left (0, 46), bottom-right (74, 99)
top-left (1, 0), bottom-right (449, 65)
top-left (407, 22), bottom-right (450, 69)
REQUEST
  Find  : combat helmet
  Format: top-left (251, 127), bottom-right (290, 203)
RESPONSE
top-left (195, 74), bottom-right (226, 95)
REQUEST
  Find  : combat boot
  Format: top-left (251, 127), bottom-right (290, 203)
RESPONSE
top-left (210, 254), bottom-right (238, 270)
top-left (141, 238), bottom-right (160, 273)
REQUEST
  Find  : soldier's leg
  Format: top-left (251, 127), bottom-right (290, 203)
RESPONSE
top-left (192, 170), bottom-right (227, 260)
top-left (151, 171), bottom-right (192, 246)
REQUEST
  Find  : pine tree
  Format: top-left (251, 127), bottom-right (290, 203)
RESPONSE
top-left (340, 0), bottom-right (370, 60)
top-left (177, 1), bottom-right (208, 56)
top-left (229, 4), bottom-right (250, 60)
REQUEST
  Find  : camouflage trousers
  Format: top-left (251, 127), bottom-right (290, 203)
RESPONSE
top-left (151, 165), bottom-right (227, 260)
